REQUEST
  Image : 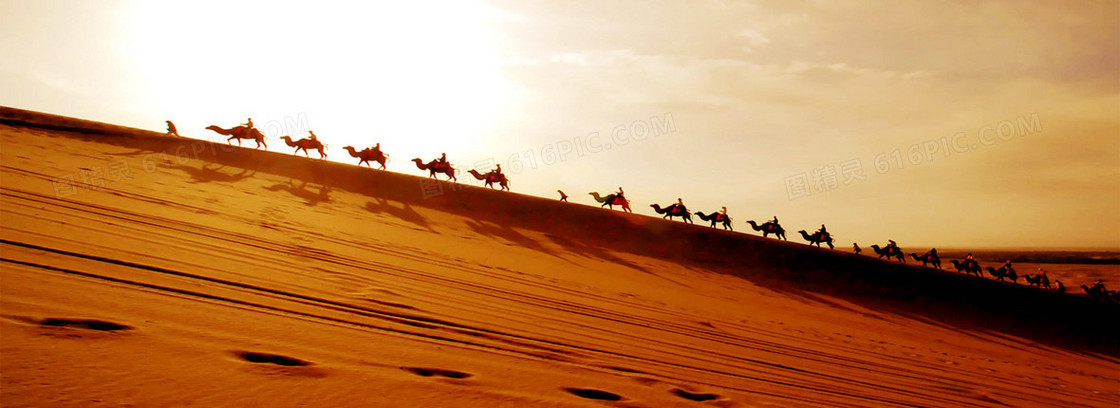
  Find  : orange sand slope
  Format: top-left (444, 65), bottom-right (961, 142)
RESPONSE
top-left (1, 106), bottom-right (1117, 407)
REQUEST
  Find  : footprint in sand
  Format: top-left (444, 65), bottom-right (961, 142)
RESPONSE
top-left (39, 318), bottom-right (132, 331)
top-left (238, 352), bottom-right (312, 367)
top-left (400, 367), bottom-right (473, 379)
top-left (671, 388), bottom-right (721, 402)
top-left (235, 351), bottom-right (327, 377)
top-left (563, 388), bottom-right (623, 401)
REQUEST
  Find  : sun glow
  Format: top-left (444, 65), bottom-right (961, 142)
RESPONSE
top-left (127, 1), bottom-right (512, 167)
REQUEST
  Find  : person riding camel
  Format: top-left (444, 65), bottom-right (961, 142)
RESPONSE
top-left (674, 198), bottom-right (686, 215)
top-left (240, 117), bottom-right (254, 138)
top-left (1002, 260), bottom-right (1013, 273)
top-left (718, 206), bottom-right (728, 222)
top-left (924, 248), bottom-right (938, 259)
top-left (308, 131), bottom-right (318, 142)
top-left (816, 224), bottom-right (828, 239)
top-left (436, 153), bottom-right (449, 172)
top-left (489, 163), bottom-right (503, 178)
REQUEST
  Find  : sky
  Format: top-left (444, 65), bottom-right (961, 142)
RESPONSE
top-left (2, 0), bottom-right (1118, 249)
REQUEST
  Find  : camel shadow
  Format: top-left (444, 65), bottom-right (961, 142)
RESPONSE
top-left (465, 220), bottom-right (567, 261)
top-left (364, 198), bottom-right (437, 233)
top-left (543, 233), bottom-right (651, 274)
top-left (263, 179), bottom-right (331, 206)
top-left (171, 164), bottom-right (255, 184)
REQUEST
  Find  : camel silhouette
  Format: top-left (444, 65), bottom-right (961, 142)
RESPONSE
top-left (908, 253), bottom-right (941, 269)
top-left (343, 146), bottom-right (387, 169)
top-left (869, 245), bottom-right (905, 262)
top-left (797, 230), bottom-right (834, 249)
top-left (949, 259), bottom-right (982, 277)
top-left (1022, 273), bottom-right (1051, 289)
top-left (985, 266), bottom-right (1018, 282)
top-left (412, 158), bottom-right (456, 181)
top-left (650, 203), bottom-right (692, 223)
top-left (695, 211), bottom-right (732, 230)
top-left (588, 192), bottom-right (631, 212)
top-left (279, 136), bottom-right (326, 159)
top-left (207, 125), bottom-right (266, 149)
top-left (746, 220), bottom-right (786, 240)
top-left (467, 169), bottom-right (509, 191)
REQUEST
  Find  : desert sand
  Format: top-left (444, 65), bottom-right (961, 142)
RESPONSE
top-left (1, 106), bottom-right (1117, 407)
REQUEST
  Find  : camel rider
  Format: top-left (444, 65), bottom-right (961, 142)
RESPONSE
top-left (1002, 260), bottom-right (1013, 273)
top-left (242, 117), bottom-right (254, 130)
top-left (966, 253), bottom-right (974, 261)
top-left (925, 248), bottom-right (938, 259)
top-left (617, 187), bottom-right (625, 198)
top-left (816, 224), bottom-right (828, 238)
top-left (887, 239), bottom-right (897, 249)
top-left (675, 198), bottom-right (686, 214)
top-left (437, 153), bottom-right (448, 171)
top-left (719, 206), bottom-right (728, 222)
top-left (490, 163), bottom-right (503, 178)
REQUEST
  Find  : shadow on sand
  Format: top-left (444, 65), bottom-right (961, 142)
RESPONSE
top-left (171, 164), bottom-right (255, 184)
top-left (365, 198), bottom-right (437, 233)
top-left (263, 180), bottom-right (331, 206)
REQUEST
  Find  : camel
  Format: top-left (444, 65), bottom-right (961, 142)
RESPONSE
top-left (1080, 282), bottom-right (1117, 301)
top-left (279, 136), bottom-right (327, 159)
top-left (949, 259), bottom-right (982, 277)
top-left (1022, 274), bottom-right (1051, 289)
top-left (411, 158), bottom-right (456, 181)
top-left (908, 253), bottom-right (941, 269)
top-left (985, 266), bottom-right (1018, 282)
top-left (695, 212), bottom-right (732, 230)
top-left (745, 220), bottom-right (786, 240)
top-left (588, 192), bottom-right (631, 213)
top-left (869, 245), bottom-right (905, 262)
top-left (342, 146), bottom-right (388, 169)
top-left (466, 169), bottom-right (510, 191)
top-left (207, 125), bottom-right (267, 149)
top-left (797, 230), bottom-right (834, 249)
top-left (650, 203), bottom-right (693, 223)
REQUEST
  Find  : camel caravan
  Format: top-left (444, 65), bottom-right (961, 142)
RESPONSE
top-left (199, 117), bottom-right (1114, 302)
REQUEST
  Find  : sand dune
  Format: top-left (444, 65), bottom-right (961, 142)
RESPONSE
top-left (1, 106), bottom-right (1118, 407)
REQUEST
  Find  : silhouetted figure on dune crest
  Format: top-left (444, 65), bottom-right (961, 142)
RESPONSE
top-left (746, 220), bottom-right (786, 240)
top-left (207, 124), bottom-right (267, 149)
top-left (412, 157), bottom-right (456, 181)
top-left (343, 144), bottom-right (388, 169)
top-left (869, 244), bottom-right (905, 262)
top-left (797, 230), bottom-right (834, 249)
top-left (279, 134), bottom-right (326, 159)
top-left (695, 207), bottom-right (732, 230)
top-left (949, 259), bottom-right (982, 276)
top-left (588, 192), bottom-right (631, 212)
top-left (650, 200), bottom-right (692, 223)
top-left (908, 248), bottom-right (941, 269)
top-left (467, 169), bottom-right (509, 191)
top-left (986, 265), bottom-right (1018, 282)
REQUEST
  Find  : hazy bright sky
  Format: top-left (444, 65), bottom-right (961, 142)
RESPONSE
top-left (2, 0), bottom-right (1118, 249)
